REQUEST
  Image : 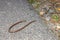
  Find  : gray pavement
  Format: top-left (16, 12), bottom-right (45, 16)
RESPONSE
top-left (0, 0), bottom-right (57, 40)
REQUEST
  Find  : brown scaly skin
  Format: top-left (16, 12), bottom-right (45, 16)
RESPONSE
top-left (8, 20), bottom-right (36, 33)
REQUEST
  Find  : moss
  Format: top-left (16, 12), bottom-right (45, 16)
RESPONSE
top-left (51, 14), bottom-right (59, 21)
top-left (28, 0), bottom-right (35, 4)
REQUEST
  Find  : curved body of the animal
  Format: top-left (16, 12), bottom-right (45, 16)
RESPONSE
top-left (8, 20), bottom-right (36, 33)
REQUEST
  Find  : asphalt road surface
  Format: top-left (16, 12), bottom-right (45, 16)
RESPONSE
top-left (0, 0), bottom-right (57, 40)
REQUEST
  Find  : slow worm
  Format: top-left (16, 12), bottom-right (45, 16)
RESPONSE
top-left (8, 20), bottom-right (36, 33)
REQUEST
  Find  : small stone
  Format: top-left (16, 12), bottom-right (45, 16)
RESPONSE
top-left (39, 11), bottom-right (45, 16)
